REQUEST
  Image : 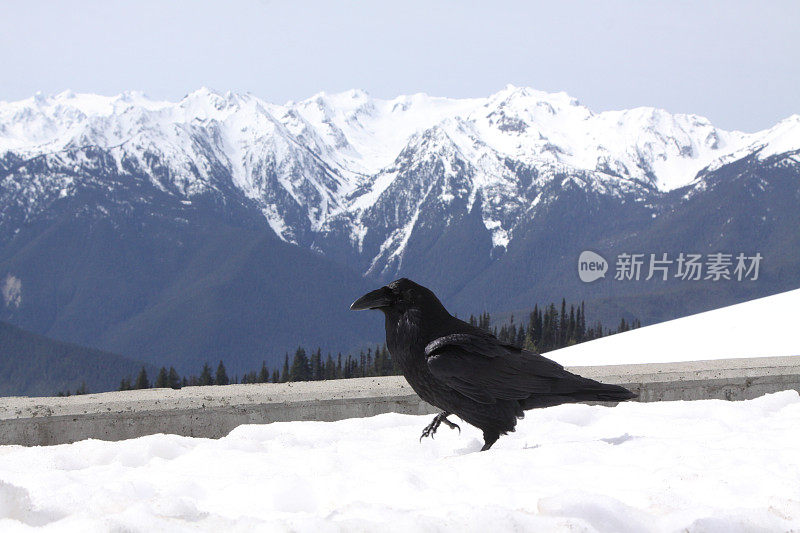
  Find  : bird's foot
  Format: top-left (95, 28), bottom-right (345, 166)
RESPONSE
top-left (420, 412), bottom-right (461, 442)
top-left (420, 414), bottom-right (443, 441)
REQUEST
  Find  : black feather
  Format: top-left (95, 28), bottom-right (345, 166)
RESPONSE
top-left (351, 278), bottom-right (637, 450)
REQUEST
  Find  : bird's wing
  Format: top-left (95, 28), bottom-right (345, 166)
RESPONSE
top-left (424, 333), bottom-right (576, 404)
top-left (424, 333), bottom-right (518, 359)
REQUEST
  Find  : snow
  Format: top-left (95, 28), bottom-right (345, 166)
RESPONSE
top-left (1, 86), bottom-right (798, 265)
top-left (1, 391), bottom-right (799, 531)
top-left (549, 288), bottom-right (800, 367)
top-left (287, 90), bottom-right (481, 177)
top-left (1, 289), bottom-right (799, 530)
top-left (482, 218), bottom-right (510, 248)
top-left (365, 206), bottom-right (422, 276)
top-left (2, 86), bottom-right (795, 197)
top-left (456, 88), bottom-right (753, 192)
top-left (705, 114), bottom-right (800, 173)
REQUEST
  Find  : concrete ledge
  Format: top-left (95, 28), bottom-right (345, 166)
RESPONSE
top-left (1, 356), bottom-right (798, 447)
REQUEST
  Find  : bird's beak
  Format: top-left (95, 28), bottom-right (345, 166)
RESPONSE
top-left (350, 287), bottom-right (392, 311)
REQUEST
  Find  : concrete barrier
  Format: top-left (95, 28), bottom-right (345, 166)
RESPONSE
top-left (1, 356), bottom-right (798, 447)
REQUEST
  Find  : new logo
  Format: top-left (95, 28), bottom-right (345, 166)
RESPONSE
top-left (578, 251), bottom-right (608, 282)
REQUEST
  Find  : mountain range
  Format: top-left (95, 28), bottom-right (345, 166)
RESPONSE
top-left (1, 86), bottom-right (798, 374)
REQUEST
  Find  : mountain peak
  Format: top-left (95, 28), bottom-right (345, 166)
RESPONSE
top-left (55, 89), bottom-right (76, 100)
top-left (1, 86), bottom-right (798, 219)
top-left (489, 84), bottom-right (582, 110)
top-left (185, 86), bottom-right (223, 99)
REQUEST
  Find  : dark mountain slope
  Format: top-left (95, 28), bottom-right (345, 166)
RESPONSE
top-left (0, 320), bottom-right (155, 396)
top-left (0, 180), bottom-right (380, 375)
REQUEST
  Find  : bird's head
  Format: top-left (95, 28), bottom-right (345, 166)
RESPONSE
top-left (350, 278), bottom-right (448, 317)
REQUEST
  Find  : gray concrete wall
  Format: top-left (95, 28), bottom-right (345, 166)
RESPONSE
top-left (1, 356), bottom-right (798, 447)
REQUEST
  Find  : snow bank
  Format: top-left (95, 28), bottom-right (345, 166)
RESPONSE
top-left (1, 391), bottom-right (799, 531)
top-left (549, 288), bottom-right (800, 367)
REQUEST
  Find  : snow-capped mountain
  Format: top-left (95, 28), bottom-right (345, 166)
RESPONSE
top-left (2, 86), bottom-right (796, 276)
top-left (1, 86), bottom-right (799, 372)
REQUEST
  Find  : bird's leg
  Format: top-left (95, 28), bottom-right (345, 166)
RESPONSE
top-left (480, 430), bottom-right (500, 451)
top-left (420, 412), bottom-right (461, 441)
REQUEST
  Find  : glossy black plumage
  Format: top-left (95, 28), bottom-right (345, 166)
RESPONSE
top-left (350, 278), bottom-right (637, 450)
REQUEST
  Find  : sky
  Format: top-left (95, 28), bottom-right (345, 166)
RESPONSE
top-left (0, 0), bottom-right (797, 132)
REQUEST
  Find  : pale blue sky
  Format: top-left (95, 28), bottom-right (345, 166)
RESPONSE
top-left (1, 0), bottom-right (797, 131)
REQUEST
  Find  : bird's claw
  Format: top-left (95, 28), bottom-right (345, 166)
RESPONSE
top-left (420, 419), bottom-right (440, 441)
top-left (420, 413), bottom-right (459, 442)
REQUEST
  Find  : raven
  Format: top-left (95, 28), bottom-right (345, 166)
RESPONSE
top-left (351, 278), bottom-right (637, 451)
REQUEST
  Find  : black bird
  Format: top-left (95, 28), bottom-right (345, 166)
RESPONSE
top-left (350, 278), bottom-right (637, 451)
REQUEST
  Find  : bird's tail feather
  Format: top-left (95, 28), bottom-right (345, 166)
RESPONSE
top-left (521, 380), bottom-right (637, 410)
top-left (589, 382), bottom-right (638, 402)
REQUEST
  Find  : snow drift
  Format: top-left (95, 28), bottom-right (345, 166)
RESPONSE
top-left (549, 287), bottom-right (800, 367)
top-left (1, 391), bottom-right (799, 532)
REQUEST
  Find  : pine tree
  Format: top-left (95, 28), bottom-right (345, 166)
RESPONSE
top-left (258, 361), bottom-right (269, 383)
top-left (478, 312), bottom-right (491, 331)
top-left (154, 367), bottom-right (169, 388)
top-left (290, 347), bottom-right (311, 382)
top-left (365, 349), bottom-right (373, 377)
top-left (591, 320), bottom-right (604, 340)
top-left (567, 305), bottom-right (576, 345)
top-left (198, 362), bottom-right (214, 386)
top-left (515, 322), bottom-right (526, 348)
top-left (271, 369), bottom-right (280, 383)
top-left (281, 353), bottom-right (290, 382)
top-left (135, 366), bottom-right (150, 389)
top-left (525, 306), bottom-right (539, 352)
top-left (580, 301), bottom-right (587, 340)
top-left (523, 328), bottom-right (535, 352)
top-left (216, 360), bottom-right (229, 386)
top-left (498, 324), bottom-right (509, 343)
top-left (324, 353), bottom-right (335, 379)
top-left (575, 302), bottom-right (585, 343)
top-left (119, 377), bottom-right (132, 391)
top-left (541, 303), bottom-right (557, 352)
top-left (168, 367), bottom-right (181, 389)
top-left (310, 348), bottom-right (322, 380)
top-left (75, 382), bottom-right (88, 395)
